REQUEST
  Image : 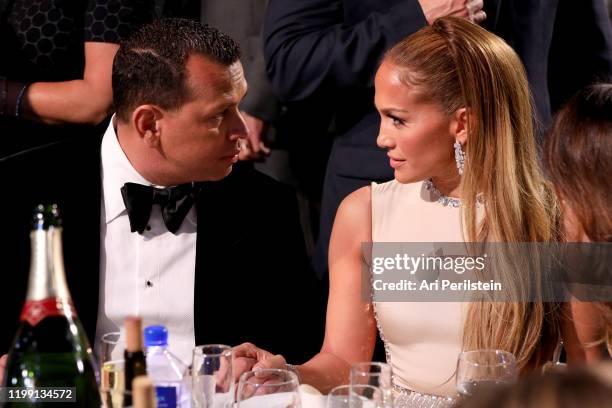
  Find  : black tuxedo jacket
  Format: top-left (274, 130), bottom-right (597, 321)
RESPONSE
top-left (0, 133), bottom-right (324, 363)
top-left (263, 0), bottom-right (612, 278)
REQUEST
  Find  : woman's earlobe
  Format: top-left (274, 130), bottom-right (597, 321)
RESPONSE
top-left (453, 107), bottom-right (469, 145)
top-left (456, 128), bottom-right (468, 145)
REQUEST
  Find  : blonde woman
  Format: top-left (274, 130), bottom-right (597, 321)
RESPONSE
top-left (234, 17), bottom-right (561, 404)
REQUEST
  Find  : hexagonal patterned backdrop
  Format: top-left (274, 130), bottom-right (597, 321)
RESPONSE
top-left (2, 0), bottom-right (157, 79)
top-left (7, 0), bottom-right (79, 71)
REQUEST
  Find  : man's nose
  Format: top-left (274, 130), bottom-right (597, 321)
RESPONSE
top-left (229, 110), bottom-right (249, 140)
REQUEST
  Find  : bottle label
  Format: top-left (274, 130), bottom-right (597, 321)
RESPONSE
top-left (19, 298), bottom-right (74, 327)
top-left (155, 386), bottom-right (177, 408)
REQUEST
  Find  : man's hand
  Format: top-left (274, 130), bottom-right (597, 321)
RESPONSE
top-left (239, 111), bottom-right (271, 161)
top-left (0, 354), bottom-right (7, 385)
top-left (418, 0), bottom-right (486, 25)
top-left (234, 355), bottom-right (258, 383)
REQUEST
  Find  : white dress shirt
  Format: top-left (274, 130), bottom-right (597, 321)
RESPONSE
top-left (95, 119), bottom-right (196, 364)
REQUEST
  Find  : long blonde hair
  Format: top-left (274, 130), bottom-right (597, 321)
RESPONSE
top-left (385, 17), bottom-right (560, 372)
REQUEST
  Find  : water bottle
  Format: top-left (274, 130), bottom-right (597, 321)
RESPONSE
top-left (144, 325), bottom-right (189, 408)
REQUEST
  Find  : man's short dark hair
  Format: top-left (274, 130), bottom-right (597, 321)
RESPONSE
top-left (112, 18), bottom-right (241, 121)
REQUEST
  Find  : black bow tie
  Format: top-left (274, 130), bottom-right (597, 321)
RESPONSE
top-left (120, 182), bottom-right (197, 234)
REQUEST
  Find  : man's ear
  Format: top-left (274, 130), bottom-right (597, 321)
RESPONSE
top-left (451, 107), bottom-right (469, 145)
top-left (131, 105), bottom-right (163, 148)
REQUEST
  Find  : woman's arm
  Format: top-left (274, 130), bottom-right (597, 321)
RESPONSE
top-left (5, 41), bottom-right (117, 125)
top-left (299, 186), bottom-right (378, 392)
top-left (234, 186), bottom-right (378, 392)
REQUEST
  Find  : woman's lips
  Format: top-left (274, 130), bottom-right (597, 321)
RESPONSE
top-left (388, 155), bottom-right (405, 169)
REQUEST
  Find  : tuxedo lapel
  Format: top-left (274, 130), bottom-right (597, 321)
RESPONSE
top-left (193, 172), bottom-right (246, 345)
top-left (191, 164), bottom-right (325, 360)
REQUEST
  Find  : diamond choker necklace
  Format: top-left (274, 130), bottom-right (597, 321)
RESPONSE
top-left (423, 179), bottom-right (484, 208)
top-left (423, 179), bottom-right (462, 207)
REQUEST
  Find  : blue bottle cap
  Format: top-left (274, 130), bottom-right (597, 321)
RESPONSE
top-left (144, 325), bottom-right (168, 347)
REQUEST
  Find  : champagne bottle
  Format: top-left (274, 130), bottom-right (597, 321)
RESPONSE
top-left (124, 316), bottom-right (147, 406)
top-left (132, 376), bottom-right (157, 408)
top-left (3, 204), bottom-right (100, 407)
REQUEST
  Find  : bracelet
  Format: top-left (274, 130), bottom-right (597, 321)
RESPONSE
top-left (0, 76), bottom-right (6, 116)
top-left (15, 83), bottom-right (29, 119)
top-left (286, 363), bottom-right (302, 384)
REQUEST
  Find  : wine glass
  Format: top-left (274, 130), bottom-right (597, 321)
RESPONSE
top-left (541, 341), bottom-right (567, 374)
top-left (349, 362), bottom-right (393, 407)
top-left (237, 368), bottom-right (301, 407)
top-left (327, 384), bottom-right (383, 408)
top-left (99, 332), bottom-right (126, 408)
top-left (455, 349), bottom-right (517, 398)
top-left (192, 344), bottom-right (234, 408)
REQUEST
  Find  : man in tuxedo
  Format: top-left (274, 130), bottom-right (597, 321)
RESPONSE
top-left (0, 18), bottom-right (323, 368)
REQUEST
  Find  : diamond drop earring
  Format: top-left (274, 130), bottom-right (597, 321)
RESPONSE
top-left (454, 139), bottom-right (466, 175)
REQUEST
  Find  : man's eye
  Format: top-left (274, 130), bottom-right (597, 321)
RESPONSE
top-left (210, 110), bottom-right (227, 121)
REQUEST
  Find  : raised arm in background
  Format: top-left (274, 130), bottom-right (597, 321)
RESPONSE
top-left (263, 0), bottom-right (484, 102)
top-left (5, 41), bottom-right (117, 125)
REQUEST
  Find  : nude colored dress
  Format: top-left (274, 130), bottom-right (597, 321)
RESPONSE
top-left (371, 179), bottom-right (466, 407)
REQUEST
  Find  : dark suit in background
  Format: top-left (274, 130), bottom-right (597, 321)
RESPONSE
top-left (484, 0), bottom-right (612, 126)
top-left (263, 0), bottom-right (612, 282)
top-left (0, 134), bottom-right (324, 364)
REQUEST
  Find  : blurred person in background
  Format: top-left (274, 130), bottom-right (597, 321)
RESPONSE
top-left (544, 83), bottom-right (612, 363)
top-left (455, 369), bottom-right (612, 408)
top-left (0, 0), bottom-right (159, 157)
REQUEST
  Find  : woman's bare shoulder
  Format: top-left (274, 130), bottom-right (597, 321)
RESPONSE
top-left (333, 186), bottom-right (372, 240)
top-left (338, 186), bottom-right (371, 222)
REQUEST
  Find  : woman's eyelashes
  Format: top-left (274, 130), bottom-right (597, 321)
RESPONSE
top-left (386, 113), bottom-right (406, 128)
